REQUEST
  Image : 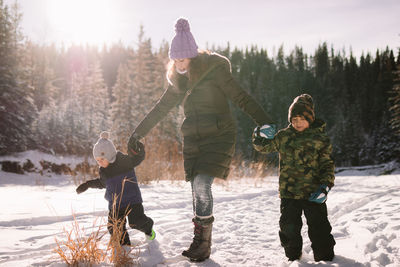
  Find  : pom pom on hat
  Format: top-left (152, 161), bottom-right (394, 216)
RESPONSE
top-left (175, 18), bottom-right (191, 33)
top-left (288, 94), bottom-right (315, 124)
top-left (169, 18), bottom-right (198, 59)
top-left (93, 131), bottom-right (117, 163)
top-left (100, 131), bottom-right (109, 139)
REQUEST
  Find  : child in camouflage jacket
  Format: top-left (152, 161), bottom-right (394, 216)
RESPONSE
top-left (253, 94), bottom-right (336, 262)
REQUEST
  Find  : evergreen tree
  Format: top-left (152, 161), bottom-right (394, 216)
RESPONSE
top-left (101, 42), bottom-right (128, 99)
top-left (389, 62), bottom-right (400, 136)
top-left (63, 73), bottom-right (86, 154)
top-left (272, 45), bottom-right (293, 123)
top-left (111, 63), bottom-right (139, 151)
top-left (128, 26), bottom-right (160, 116)
top-left (74, 60), bottom-right (110, 153)
top-left (1, 8), bottom-right (397, 166)
top-left (24, 41), bottom-right (56, 111)
top-left (0, 1), bottom-right (37, 154)
top-left (33, 59), bottom-right (110, 155)
top-left (33, 99), bottom-right (65, 153)
top-left (358, 53), bottom-right (375, 131)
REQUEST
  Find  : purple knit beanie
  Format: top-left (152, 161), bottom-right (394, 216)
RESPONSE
top-left (169, 18), bottom-right (198, 59)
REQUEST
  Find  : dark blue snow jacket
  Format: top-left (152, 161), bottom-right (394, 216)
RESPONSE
top-left (85, 144), bottom-right (145, 210)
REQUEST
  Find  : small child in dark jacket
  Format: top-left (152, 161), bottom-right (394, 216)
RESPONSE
top-left (76, 131), bottom-right (155, 246)
top-left (253, 94), bottom-right (335, 262)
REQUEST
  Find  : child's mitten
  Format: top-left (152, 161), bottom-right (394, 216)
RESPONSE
top-left (308, 184), bottom-right (330, 203)
top-left (76, 182), bottom-right (89, 194)
top-left (254, 124), bottom-right (276, 140)
top-left (252, 124), bottom-right (276, 147)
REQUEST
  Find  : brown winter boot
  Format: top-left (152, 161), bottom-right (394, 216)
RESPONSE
top-left (182, 216), bottom-right (214, 262)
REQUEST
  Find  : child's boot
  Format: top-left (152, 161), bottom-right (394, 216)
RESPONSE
top-left (146, 229), bottom-right (156, 241)
top-left (314, 248), bottom-right (334, 262)
top-left (136, 217), bottom-right (155, 240)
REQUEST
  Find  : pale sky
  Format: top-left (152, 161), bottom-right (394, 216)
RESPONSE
top-left (5, 0), bottom-right (400, 58)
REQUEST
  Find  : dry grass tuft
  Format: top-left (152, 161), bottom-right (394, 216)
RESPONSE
top-left (55, 181), bottom-right (140, 266)
top-left (54, 214), bottom-right (107, 266)
top-left (107, 209), bottom-right (139, 266)
top-left (106, 180), bottom-right (140, 266)
top-left (135, 129), bottom-right (184, 183)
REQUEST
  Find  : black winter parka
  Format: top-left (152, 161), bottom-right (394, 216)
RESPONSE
top-left (133, 52), bottom-right (273, 180)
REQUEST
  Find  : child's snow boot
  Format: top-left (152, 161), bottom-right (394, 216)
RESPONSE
top-left (314, 249), bottom-right (334, 262)
top-left (182, 216), bottom-right (214, 262)
top-left (146, 229), bottom-right (156, 241)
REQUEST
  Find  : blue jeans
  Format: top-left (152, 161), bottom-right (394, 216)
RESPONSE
top-left (191, 174), bottom-right (214, 218)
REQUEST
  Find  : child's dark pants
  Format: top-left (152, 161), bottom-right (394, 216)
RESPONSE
top-left (279, 198), bottom-right (335, 261)
top-left (107, 203), bottom-right (153, 245)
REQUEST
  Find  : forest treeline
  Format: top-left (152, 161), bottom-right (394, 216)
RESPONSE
top-left (1, 1), bottom-right (399, 172)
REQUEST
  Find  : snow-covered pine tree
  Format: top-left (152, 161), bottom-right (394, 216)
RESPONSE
top-left (0, 1), bottom-right (37, 154)
top-left (35, 70), bottom-right (90, 155)
top-left (101, 42), bottom-right (128, 98)
top-left (23, 41), bottom-right (56, 112)
top-left (85, 61), bottom-right (110, 144)
top-left (389, 61), bottom-right (400, 136)
top-left (60, 72), bottom-right (86, 154)
top-left (111, 63), bottom-right (139, 151)
top-left (32, 99), bottom-right (65, 153)
top-left (72, 60), bottom-right (110, 153)
top-left (33, 50), bottom-right (111, 155)
top-left (128, 26), bottom-right (160, 116)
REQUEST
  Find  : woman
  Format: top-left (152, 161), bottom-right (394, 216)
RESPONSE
top-left (128, 18), bottom-right (273, 262)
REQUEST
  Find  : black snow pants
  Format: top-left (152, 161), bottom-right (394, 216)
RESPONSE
top-left (279, 198), bottom-right (335, 261)
top-left (107, 203), bottom-right (153, 245)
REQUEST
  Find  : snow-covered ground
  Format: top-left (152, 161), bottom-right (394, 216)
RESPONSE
top-left (0, 152), bottom-right (399, 267)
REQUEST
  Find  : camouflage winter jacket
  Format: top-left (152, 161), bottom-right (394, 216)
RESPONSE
top-left (253, 118), bottom-right (335, 199)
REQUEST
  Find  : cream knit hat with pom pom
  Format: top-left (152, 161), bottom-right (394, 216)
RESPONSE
top-left (92, 131), bottom-right (117, 163)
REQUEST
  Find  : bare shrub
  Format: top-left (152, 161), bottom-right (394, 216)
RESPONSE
top-left (71, 156), bottom-right (99, 186)
top-left (55, 179), bottom-right (141, 266)
top-left (135, 128), bottom-right (184, 183)
top-left (55, 210), bottom-right (140, 266)
top-left (107, 207), bottom-right (139, 266)
top-left (54, 215), bottom-right (107, 266)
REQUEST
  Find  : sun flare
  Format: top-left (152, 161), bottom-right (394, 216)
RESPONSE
top-left (45, 0), bottom-right (118, 45)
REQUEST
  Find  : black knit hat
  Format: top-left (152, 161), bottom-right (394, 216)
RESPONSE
top-left (288, 94), bottom-right (315, 124)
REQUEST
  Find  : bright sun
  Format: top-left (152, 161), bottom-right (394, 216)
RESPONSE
top-left (46, 0), bottom-right (118, 46)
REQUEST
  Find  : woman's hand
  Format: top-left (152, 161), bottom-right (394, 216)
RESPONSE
top-left (128, 133), bottom-right (141, 156)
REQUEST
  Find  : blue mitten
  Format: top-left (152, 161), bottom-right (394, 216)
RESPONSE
top-left (254, 124), bottom-right (276, 140)
top-left (309, 185), bottom-right (330, 203)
